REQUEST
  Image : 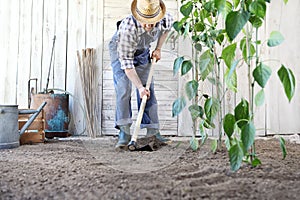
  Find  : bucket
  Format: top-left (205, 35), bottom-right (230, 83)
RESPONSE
top-left (30, 93), bottom-right (69, 138)
top-left (0, 105), bottom-right (20, 149)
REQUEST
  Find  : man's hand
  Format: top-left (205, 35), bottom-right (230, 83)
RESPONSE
top-left (138, 87), bottom-right (150, 99)
top-left (151, 48), bottom-right (161, 62)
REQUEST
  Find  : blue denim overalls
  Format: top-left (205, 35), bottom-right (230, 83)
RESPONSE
top-left (108, 17), bottom-right (161, 130)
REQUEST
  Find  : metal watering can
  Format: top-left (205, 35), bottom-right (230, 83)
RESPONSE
top-left (0, 102), bottom-right (47, 149)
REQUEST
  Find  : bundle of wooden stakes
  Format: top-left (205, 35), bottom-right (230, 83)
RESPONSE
top-left (77, 48), bottom-right (99, 138)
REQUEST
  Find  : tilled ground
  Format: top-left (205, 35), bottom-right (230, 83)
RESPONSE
top-left (0, 135), bottom-right (300, 200)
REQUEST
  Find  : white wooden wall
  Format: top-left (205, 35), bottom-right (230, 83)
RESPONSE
top-left (0, 0), bottom-right (299, 136)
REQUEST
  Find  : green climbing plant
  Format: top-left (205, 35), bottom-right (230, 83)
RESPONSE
top-left (172, 0), bottom-right (294, 171)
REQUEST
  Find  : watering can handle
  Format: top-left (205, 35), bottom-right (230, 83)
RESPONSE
top-left (19, 101), bottom-right (47, 135)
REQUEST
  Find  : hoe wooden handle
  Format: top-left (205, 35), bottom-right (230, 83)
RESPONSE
top-left (131, 58), bottom-right (156, 143)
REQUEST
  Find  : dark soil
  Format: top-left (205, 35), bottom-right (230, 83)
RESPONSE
top-left (0, 136), bottom-right (300, 200)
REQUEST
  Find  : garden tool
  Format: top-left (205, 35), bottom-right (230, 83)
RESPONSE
top-left (128, 58), bottom-right (156, 151)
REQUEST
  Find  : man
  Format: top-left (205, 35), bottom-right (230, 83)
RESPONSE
top-left (109, 0), bottom-right (173, 149)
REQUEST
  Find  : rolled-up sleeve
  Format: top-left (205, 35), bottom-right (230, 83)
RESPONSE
top-left (117, 19), bottom-right (138, 69)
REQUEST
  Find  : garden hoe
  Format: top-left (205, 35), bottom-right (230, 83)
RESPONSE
top-left (128, 58), bottom-right (157, 151)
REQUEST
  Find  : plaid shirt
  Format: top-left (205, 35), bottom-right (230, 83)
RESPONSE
top-left (117, 13), bottom-right (173, 69)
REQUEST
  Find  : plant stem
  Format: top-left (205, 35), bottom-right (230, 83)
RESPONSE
top-left (193, 46), bottom-right (198, 137)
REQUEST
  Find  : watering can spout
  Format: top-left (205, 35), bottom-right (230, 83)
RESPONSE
top-left (19, 102), bottom-right (47, 135)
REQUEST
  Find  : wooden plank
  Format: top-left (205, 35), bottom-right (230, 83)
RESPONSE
top-left (1, 0), bottom-right (20, 104)
top-left (86, 0), bottom-right (103, 136)
top-left (97, 0), bottom-right (104, 135)
top-left (0, 0), bottom-right (7, 103)
top-left (66, 0), bottom-right (87, 135)
top-left (20, 131), bottom-right (45, 145)
top-left (41, 0), bottom-right (56, 92)
top-left (17, 0), bottom-right (32, 108)
top-left (53, 0), bottom-right (68, 90)
top-left (104, 0), bottom-right (133, 8)
top-left (18, 113), bottom-right (44, 120)
top-left (18, 120), bottom-right (44, 130)
top-left (86, 0), bottom-right (98, 48)
top-left (30, 0), bottom-right (44, 94)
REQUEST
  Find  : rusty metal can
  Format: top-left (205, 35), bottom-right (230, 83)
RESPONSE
top-left (31, 93), bottom-right (69, 138)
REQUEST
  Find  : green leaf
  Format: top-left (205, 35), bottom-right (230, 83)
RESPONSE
top-left (211, 139), bottom-right (218, 153)
top-left (172, 97), bottom-right (186, 117)
top-left (283, 0), bottom-right (288, 5)
top-left (225, 136), bottom-right (231, 150)
top-left (253, 63), bottom-right (272, 88)
top-left (199, 50), bottom-right (214, 80)
top-left (249, 16), bottom-right (263, 28)
top-left (193, 8), bottom-right (199, 18)
top-left (194, 43), bottom-right (202, 52)
top-left (221, 43), bottom-right (237, 68)
top-left (203, 118), bottom-right (216, 129)
top-left (229, 142), bottom-right (244, 171)
top-left (173, 21), bottom-right (182, 32)
top-left (255, 89), bottom-right (265, 107)
top-left (203, 1), bottom-right (214, 12)
top-left (233, 0), bottom-right (240, 8)
top-left (226, 10), bottom-right (250, 41)
top-left (180, 2), bottom-right (193, 17)
top-left (181, 60), bottom-right (193, 76)
top-left (277, 65), bottom-right (296, 102)
top-left (225, 60), bottom-right (238, 92)
top-left (189, 105), bottom-right (204, 120)
top-left (215, 0), bottom-right (226, 13)
top-left (173, 17), bottom-right (188, 35)
top-left (190, 137), bottom-right (199, 151)
top-left (267, 31), bottom-right (284, 47)
top-left (185, 80), bottom-right (199, 100)
top-left (216, 33), bottom-right (225, 45)
top-left (234, 99), bottom-right (249, 128)
top-left (241, 122), bottom-right (256, 151)
top-left (201, 133), bottom-right (208, 145)
top-left (194, 22), bottom-right (205, 32)
top-left (183, 21), bottom-right (190, 38)
top-left (173, 56), bottom-right (184, 76)
top-left (222, 1), bottom-right (233, 18)
top-left (198, 120), bottom-right (208, 145)
top-left (249, 1), bottom-right (266, 19)
top-left (204, 97), bottom-right (220, 122)
top-left (223, 113), bottom-right (236, 138)
top-left (240, 38), bottom-right (256, 61)
top-left (279, 136), bottom-right (287, 159)
top-left (200, 8), bottom-right (209, 21)
top-left (251, 158), bottom-right (262, 167)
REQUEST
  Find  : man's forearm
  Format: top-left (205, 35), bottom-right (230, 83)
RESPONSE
top-left (155, 31), bottom-right (170, 50)
top-left (124, 68), bottom-right (143, 89)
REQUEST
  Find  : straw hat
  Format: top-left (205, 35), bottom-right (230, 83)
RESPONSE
top-left (131, 0), bottom-right (166, 24)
